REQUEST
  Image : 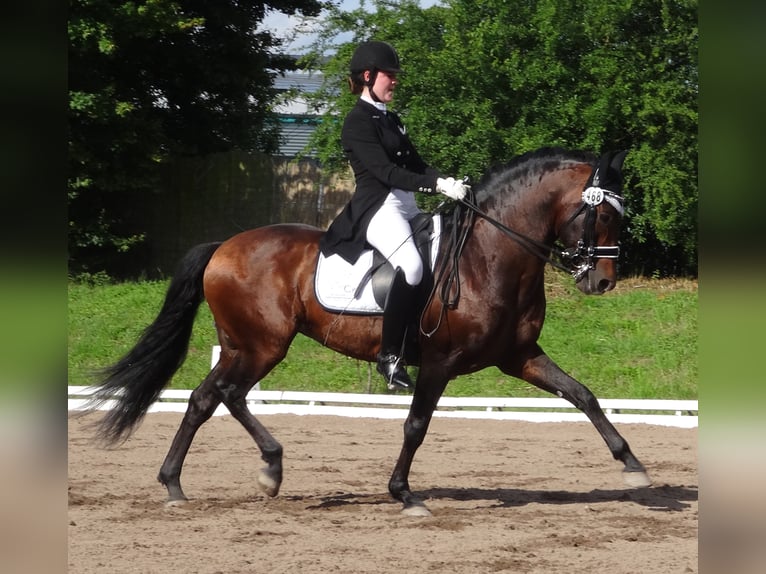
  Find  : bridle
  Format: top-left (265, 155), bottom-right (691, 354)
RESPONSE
top-left (556, 167), bottom-right (625, 281)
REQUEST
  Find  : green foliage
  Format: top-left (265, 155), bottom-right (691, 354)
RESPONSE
top-left (68, 275), bottom-right (697, 399)
top-left (302, 0), bottom-right (698, 276)
top-left (68, 0), bottom-right (697, 278)
top-left (68, 0), bottom-right (325, 277)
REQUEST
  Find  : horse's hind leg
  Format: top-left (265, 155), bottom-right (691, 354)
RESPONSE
top-left (215, 397), bottom-right (283, 496)
top-left (157, 353), bottom-right (285, 504)
top-left (216, 387), bottom-right (283, 497)
top-left (157, 367), bottom-right (225, 504)
top-left (213, 349), bottom-right (287, 497)
top-left (508, 352), bottom-right (651, 487)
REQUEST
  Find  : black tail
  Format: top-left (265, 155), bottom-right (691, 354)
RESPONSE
top-left (87, 242), bottom-right (222, 445)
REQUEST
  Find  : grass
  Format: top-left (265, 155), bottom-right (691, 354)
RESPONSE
top-left (67, 271), bottom-right (697, 399)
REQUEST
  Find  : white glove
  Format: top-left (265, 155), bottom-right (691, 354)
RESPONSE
top-left (436, 177), bottom-right (469, 201)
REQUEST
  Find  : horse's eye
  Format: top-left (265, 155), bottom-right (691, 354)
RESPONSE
top-left (598, 212), bottom-right (612, 225)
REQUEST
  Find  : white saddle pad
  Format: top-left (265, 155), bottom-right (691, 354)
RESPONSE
top-left (315, 215), bottom-right (442, 314)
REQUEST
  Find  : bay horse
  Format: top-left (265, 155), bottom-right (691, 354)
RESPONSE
top-left (87, 146), bottom-right (651, 516)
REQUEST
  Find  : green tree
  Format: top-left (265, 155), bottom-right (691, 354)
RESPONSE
top-left (68, 0), bottom-right (325, 277)
top-left (304, 0), bottom-right (697, 276)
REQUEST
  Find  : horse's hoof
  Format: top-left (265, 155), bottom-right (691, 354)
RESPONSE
top-left (257, 470), bottom-right (281, 497)
top-left (623, 470), bottom-right (652, 488)
top-left (401, 502), bottom-right (432, 517)
top-left (164, 498), bottom-right (189, 508)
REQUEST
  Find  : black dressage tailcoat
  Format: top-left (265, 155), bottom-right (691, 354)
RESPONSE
top-left (319, 98), bottom-right (443, 263)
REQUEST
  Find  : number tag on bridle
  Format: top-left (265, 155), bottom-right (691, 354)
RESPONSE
top-left (582, 186), bottom-right (605, 206)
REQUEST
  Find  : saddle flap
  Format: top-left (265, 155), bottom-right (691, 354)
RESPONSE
top-left (315, 214), bottom-right (442, 315)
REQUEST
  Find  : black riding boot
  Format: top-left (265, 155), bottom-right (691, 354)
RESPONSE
top-left (377, 269), bottom-right (417, 391)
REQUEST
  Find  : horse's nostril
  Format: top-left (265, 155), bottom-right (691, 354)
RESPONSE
top-left (599, 279), bottom-right (615, 293)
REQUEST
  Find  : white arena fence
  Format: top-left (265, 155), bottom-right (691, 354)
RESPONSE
top-left (68, 346), bottom-right (697, 428)
top-left (69, 391), bottom-right (698, 428)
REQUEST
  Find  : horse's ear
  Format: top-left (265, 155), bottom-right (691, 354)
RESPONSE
top-left (591, 150), bottom-right (628, 188)
top-left (592, 150), bottom-right (628, 190)
top-left (609, 150), bottom-right (628, 173)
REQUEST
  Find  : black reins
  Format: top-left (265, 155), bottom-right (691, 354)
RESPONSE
top-left (458, 194), bottom-right (575, 274)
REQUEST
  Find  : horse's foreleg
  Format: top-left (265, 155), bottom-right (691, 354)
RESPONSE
top-left (157, 372), bottom-right (223, 505)
top-left (510, 352), bottom-right (651, 487)
top-left (389, 372), bottom-right (448, 516)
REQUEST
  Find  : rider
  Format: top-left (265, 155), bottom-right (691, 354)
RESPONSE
top-left (319, 40), bottom-right (469, 391)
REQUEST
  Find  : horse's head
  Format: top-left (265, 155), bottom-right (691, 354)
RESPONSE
top-left (556, 150), bottom-right (628, 295)
top-left (464, 148), bottom-right (628, 295)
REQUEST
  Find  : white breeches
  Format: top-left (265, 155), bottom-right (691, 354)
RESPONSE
top-left (366, 189), bottom-right (423, 286)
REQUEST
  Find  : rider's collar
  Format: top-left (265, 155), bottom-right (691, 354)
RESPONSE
top-left (361, 94), bottom-right (387, 113)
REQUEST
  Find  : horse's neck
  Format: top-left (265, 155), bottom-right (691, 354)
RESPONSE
top-left (478, 183), bottom-right (560, 244)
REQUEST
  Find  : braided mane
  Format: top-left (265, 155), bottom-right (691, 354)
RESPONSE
top-left (475, 147), bottom-right (597, 202)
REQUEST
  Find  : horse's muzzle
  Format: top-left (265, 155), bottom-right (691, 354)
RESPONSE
top-left (576, 266), bottom-right (617, 295)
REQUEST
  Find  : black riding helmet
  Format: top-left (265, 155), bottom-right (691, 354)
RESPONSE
top-left (349, 40), bottom-right (403, 75)
top-left (349, 41), bottom-right (403, 100)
